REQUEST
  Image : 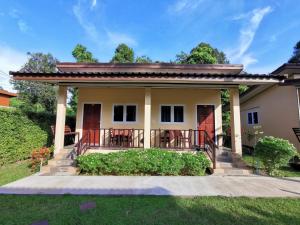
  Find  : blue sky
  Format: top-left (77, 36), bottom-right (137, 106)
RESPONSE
top-left (0, 0), bottom-right (300, 91)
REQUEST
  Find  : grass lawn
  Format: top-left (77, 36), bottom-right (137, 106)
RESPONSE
top-left (0, 195), bottom-right (299, 225)
top-left (242, 155), bottom-right (300, 177)
top-left (0, 161), bottom-right (33, 186)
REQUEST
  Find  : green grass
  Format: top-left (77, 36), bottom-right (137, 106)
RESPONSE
top-left (242, 155), bottom-right (300, 177)
top-left (0, 161), bottom-right (33, 186)
top-left (0, 195), bottom-right (299, 225)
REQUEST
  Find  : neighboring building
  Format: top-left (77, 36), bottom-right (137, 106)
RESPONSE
top-left (240, 63), bottom-right (300, 151)
top-left (0, 89), bottom-right (17, 107)
top-left (10, 63), bottom-right (283, 167)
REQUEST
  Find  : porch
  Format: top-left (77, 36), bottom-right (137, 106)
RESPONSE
top-left (54, 86), bottom-right (243, 170)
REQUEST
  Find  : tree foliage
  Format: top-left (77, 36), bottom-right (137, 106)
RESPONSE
top-left (288, 40), bottom-right (300, 63)
top-left (175, 42), bottom-right (229, 64)
top-left (11, 52), bottom-right (58, 113)
top-left (70, 44), bottom-right (99, 115)
top-left (72, 44), bottom-right (98, 63)
top-left (135, 55), bottom-right (153, 63)
top-left (111, 43), bottom-right (134, 63)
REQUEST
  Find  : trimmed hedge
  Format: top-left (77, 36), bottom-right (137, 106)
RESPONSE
top-left (0, 108), bottom-right (48, 166)
top-left (76, 149), bottom-right (210, 176)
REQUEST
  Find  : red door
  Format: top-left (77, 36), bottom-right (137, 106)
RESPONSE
top-left (197, 105), bottom-right (215, 146)
top-left (83, 104), bottom-right (101, 146)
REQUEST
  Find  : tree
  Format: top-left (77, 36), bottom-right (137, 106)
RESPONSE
top-left (111, 44), bottom-right (134, 63)
top-left (70, 44), bottom-right (98, 115)
top-left (175, 42), bottom-right (229, 64)
top-left (288, 41), bottom-right (300, 63)
top-left (72, 44), bottom-right (98, 63)
top-left (11, 52), bottom-right (58, 113)
top-left (135, 55), bottom-right (152, 63)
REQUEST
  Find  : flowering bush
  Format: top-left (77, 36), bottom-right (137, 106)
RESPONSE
top-left (31, 147), bottom-right (51, 171)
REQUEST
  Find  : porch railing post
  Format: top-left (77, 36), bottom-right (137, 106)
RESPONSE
top-left (144, 88), bottom-right (151, 148)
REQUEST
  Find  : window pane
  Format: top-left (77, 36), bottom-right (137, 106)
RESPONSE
top-left (253, 112), bottom-right (258, 124)
top-left (114, 105), bottom-right (124, 122)
top-left (126, 105), bottom-right (136, 122)
top-left (247, 112), bottom-right (253, 124)
top-left (174, 106), bottom-right (184, 122)
top-left (161, 106), bottom-right (171, 122)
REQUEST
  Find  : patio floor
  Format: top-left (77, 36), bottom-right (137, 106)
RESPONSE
top-left (0, 175), bottom-right (299, 197)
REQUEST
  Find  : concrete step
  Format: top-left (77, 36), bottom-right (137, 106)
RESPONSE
top-left (48, 159), bottom-right (74, 167)
top-left (216, 162), bottom-right (233, 169)
top-left (213, 168), bottom-right (252, 176)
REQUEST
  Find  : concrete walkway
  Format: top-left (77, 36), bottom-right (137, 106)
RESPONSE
top-left (1, 175), bottom-right (300, 197)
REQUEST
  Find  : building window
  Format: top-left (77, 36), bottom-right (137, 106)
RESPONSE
top-left (160, 105), bottom-right (184, 123)
top-left (247, 111), bottom-right (259, 125)
top-left (126, 105), bottom-right (136, 122)
top-left (161, 106), bottom-right (171, 122)
top-left (113, 105), bottom-right (137, 122)
top-left (113, 105), bottom-right (124, 122)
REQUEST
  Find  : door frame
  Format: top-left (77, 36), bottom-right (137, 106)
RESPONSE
top-left (80, 102), bottom-right (103, 139)
top-left (195, 104), bottom-right (217, 144)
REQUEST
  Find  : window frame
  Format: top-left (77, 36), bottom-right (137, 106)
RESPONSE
top-left (112, 104), bottom-right (138, 123)
top-left (247, 111), bottom-right (259, 125)
top-left (159, 104), bottom-right (185, 124)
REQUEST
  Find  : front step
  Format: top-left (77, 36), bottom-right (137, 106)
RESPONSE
top-left (40, 148), bottom-right (77, 176)
top-left (214, 148), bottom-right (252, 175)
top-left (213, 168), bottom-right (252, 176)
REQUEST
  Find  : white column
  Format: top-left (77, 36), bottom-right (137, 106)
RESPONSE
top-left (230, 88), bottom-right (242, 155)
top-left (54, 85), bottom-right (67, 155)
top-left (144, 88), bottom-right (151, 148)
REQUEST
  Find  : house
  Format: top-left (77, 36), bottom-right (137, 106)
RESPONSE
top-left (10, 63), bottom-right (283, 168)
top-left (0, 89), bottom-right (17, 107)
top-left (240, 63), bottom-right (300, 151)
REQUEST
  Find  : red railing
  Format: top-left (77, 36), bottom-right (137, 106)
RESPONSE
top-left (76, 128), bottom-right (217, 168)
top-left (76, 131), bottom-right (90, 156)
top-left (150, 129), bottom-right (217, 168)
top-left (80, 128), bottom-right (144, 149)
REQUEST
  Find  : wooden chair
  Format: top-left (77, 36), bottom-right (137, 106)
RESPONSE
top-left (180, 129), bottom-right (193, 149)
top-left (160, 130), bottom-right (171, 148)
top-left (51, 125), bottom-right (78, 144)
top-left (109, 128), bottom-right (118, 147)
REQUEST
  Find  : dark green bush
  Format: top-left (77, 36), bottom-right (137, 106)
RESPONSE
top-left (0, 108), bottom-right (48, 166)
top-left (254, 136), bottom-right (297, 175)
top-left (76, 149), bottom-right (210, 176)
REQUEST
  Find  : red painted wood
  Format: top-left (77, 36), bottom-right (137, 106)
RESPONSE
top-left (83, 104), bottom-right (101, 144)
top-left (197, 105), bottom-right (215, 146)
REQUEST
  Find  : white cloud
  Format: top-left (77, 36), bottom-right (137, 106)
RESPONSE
top-left (73, 0), bottom-right (137, 51)
top-left (168, 0), bottom-right (204, 14)
top-left (73, 1), bottom-right (101, 46)
top-left (0, 45), bottom-right (27, 92)
top-left (8, 8), bottom-right (30, 33)
top-left (107, 31), bottom-right (137, 47)
top-left (228, 6), bottom-right (272, 68)
top-left (18, 20), bottom-right (29, 33)
top-left (91, 0), bottom-right (97, 9)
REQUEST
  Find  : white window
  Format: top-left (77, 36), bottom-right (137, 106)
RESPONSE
top-left (113, 105), bottom-right (137, 122)
top-left (247, 111), bottom-right (258, 125)
top-left (160, 105), bottom-right (184, 123)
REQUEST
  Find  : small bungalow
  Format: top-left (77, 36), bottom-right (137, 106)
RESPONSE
top-left (10, 63), bottom-right (283, 168)
top-left (240, 63), bottom-right (300, 151)
top-left (0, 89), bottom-right (17, 107)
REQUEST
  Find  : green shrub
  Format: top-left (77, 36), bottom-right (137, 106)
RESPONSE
top-left (0, 108), bottom-right (48, 166)
top-left (76, 149), bottom-right (210, 176)
top-left (254, 136), bottom-right (297, 175)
